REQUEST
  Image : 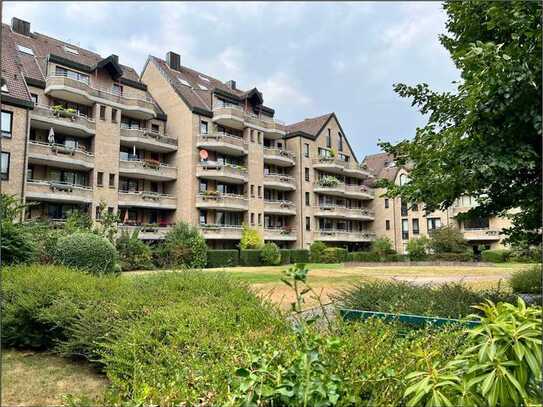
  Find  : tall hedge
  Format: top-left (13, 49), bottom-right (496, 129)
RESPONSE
top-left (206, 250), bottom-right (239, 268)
top-left (290, 249), bottom-right (310, 263)
top-left (240, 250), bottom-right (262, 266)
top-left (54, 232), bottom-right (118, 274)
top-left (322, 248), bottom-right (348, 263)
top-left (481, 249), bottom-right (511, 263)
top-left (279, 249), bottom-right (291, 265)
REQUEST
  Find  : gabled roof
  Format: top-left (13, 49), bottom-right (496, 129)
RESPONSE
top-left (94, 55), bottom-right (123, 80)
top-left (1, 24), bottom-right (33, 107)
top-left (144, 55), bottom-right (275, 118)
top-left (362, 152), bottom-right (402, 185)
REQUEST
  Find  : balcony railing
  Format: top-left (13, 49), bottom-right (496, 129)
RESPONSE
top-left (118, 191), bottom-right (177, 208)
top-left (196, 192), bottom-right (248, 210)
top-left (32, 104), bottom-right (96, 134)
top-left (263, 147), bottom-right (296, 164)
top-left (315, 230), bottom-right (376, 241)
top-left (313, 157), bottom-right (373, 178)
top-left (314, 205), bottom-right (375, 219)
top-left (118, 224), bottom-right (173, 239)
top-left (28, 141), bottom-right (94, 169)
top-left (197, 162), bottom-right (248, 183)
top-left (120, 127), bottom-right (177, 147)
top-left (264, 226), bottom-right (296, 240)
top-left (26, 179), bottom-right (93, 203)
top-left (119, 159), bottom-right (177, 180)
top-left (264, 200), bottom-right (296, 214)
top-left (199, 224), bottom-right (243, 239)
top-left (263, 173), bottom-right (296, 189)
top-left (197, 132), bottom-right (247, 153)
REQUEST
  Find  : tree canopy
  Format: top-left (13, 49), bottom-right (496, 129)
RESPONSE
top-left (378, 1), bottom-right (542, 245)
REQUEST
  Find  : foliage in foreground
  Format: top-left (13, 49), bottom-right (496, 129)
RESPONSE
top-left (335, 280), bottom-right (515, 319)
top-left (378, 1), bottom-right (542, 246)
top-left (405, 299), bottom-right (542, 406)
top-left (510, 265), bottom-right (542, 294)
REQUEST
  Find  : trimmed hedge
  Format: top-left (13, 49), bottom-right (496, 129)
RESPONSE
top-left (431, 252), bottom-right (474, 262)
top-left (240, 250), bottom-right (263, 266)
top-left (289, 249), bottom-right (310, 263)
top-left (481, 249), bottom-right (511, 263)
top-left (279, 249), bottom-right (291, 265)
top-left (207, 250), bottom-right (239, 268)
top-left (347, 251), bottom-right (380, 262)
top-left (322, 248), bottom-right (348, 263)
top-left (54, 232), bottom-right (118, 274)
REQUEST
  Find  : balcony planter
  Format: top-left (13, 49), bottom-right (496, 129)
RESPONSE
top-left (143, 159), bottom-right (161, 170)
top-left (281, 226), bottom-right (293, 235)
top-left (51, 144), bottom-right (76, 155)
top-left (142, 191), bottom-right (161, 201)
top-left (201, 191), bottom-right (221, 200)
top-left (49, 182), bottom-right (73, 192)
top-left (318, 176), bottom-right (340, 187)
top-left (51, 105), bottom-right (77, 120)
top-left (280, 201), bottom-right (292, 208)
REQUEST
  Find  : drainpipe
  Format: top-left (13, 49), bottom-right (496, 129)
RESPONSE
top-left (392, 197), bottom-right (398, 252)
top-left (298, 136), bottom-right (303, 249)
top-left (21, 108), bottom-right (31, 222)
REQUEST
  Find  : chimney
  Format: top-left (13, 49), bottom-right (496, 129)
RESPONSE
top-left (11, 17), bottom-right (31, 36)
top-left (166, 51), bottom-right (181, 71)
top-left (225, 80), bottom-right (236, 90)
top-left (111, 54), bottom-right (119, 64)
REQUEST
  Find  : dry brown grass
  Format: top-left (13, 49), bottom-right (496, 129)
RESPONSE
top-left (1, 350), bottom-right (107, 406)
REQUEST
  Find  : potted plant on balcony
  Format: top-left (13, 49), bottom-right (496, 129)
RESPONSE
top-left (202, 190), bottom-right (220, 200)
top-left (143, 159), bottom-right (161, 170)
top-left (318, 176), bottom-right (340, 188)
top-left (281, 225), bottom-right (292, 235)
top-left (329, 148), bottom-right (337, 158)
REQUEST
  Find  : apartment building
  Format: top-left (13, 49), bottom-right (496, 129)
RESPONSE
top-left (1, 18), bottom-right (172, 239)
top-left (364, 152), bottom-right (511, 254)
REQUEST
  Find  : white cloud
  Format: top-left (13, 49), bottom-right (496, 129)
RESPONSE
top-left (258, 72), bottom-right (312, 110)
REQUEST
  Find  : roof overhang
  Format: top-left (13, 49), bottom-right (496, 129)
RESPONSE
top-left (94, 55), bottom-right (123, 80)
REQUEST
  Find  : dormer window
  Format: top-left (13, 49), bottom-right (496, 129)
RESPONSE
top-left (178, 77), bottom-right (190, 87)
top-left (112, 83), bottom-right (123, 96)
top-left (16, 44), bottom-right (34, 55)
top-left (198, 75), bottom-right (210, 82)
top-left (64, 46), bottom-right (79, 55)
top-left (198, 84), bottom-right (208, 91)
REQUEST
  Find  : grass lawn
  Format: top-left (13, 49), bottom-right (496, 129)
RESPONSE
top-left (1, 350), bottom-right (107, 406)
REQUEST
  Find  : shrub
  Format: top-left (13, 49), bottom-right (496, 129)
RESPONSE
top-left (0, 222), bottom-right (35, 265)
top-left (429, 225), bottom-right (469, 253)
top-left (239, 224), bottom-right (263, 249)
top-left (54, 232), bottom-right (118, 274)
top-left (64, 210), bottom-right (92, 234)
top-left (160, 222), bottom-right (207, 269)
top-left (260, 243), bottom-right (281, 266)
top-left (509, 243), bottom-right (542, 263)
top-left (279, 249), bottom-right (291, 265)
top-left (431, 251), bottom-right (474, 262)
top-left (290, 249), bottom-right (310, 263)
top-left (240, 249), bottom-right (262, 266)
top-left (347, 251), bottom-right (380, 262)
top-left (335, 280), bottom-right (514, 319)
top-left (371, 237), bottom-right (395, 260)
top-left (116, 230), bottom-right (154, 271)
top-left (510, 265), bottom-right (542, 294)
top-left (309, 240), bottom-right (327, 262)
top-left (406, 236), bottom-right (429, 261)
top-left (384, 253), bottom-right (407, 262)
top-left (481, 249), bottom-right (511, 263)
top-left (206, 250), bottom-right (239, 268)
top-left (322, 247), bottom-right (348, 263)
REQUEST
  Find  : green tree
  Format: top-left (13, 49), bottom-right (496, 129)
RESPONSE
top-left (371, 237), bottom-right (395, 260)
top-left (239, 224), bottom-right (263, 249)
top-left (260, 242), bottom-right (281, 266)
top-left (406, 236), bottom-right (429, 261)
top-left (309, 240), bottom-right (327, 263)
top-left (379, 2), bottom-right (542, 245)
top-left (159, 221), bottom-right (207, 269)
top-left (429, 225), bottom-right (469, 254)
top-left (94, 201), bottom-right (119, 243)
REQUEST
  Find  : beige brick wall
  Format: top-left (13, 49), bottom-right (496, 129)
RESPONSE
top-left (1, 104), bottom-right (29, 200)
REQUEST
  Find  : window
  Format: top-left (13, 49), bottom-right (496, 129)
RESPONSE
top-left (411, 203), bottom-right (418, 212)
top-left (111, 108), bottom-right (118, 123)
top-left (305, 192), bottom-right (310, 206)
top-left (1, 79), bottom-right (8, 93)
top-left (258, 186), bottom-right (262, 198)
top-left (305, 217), bottom-right (311, 231)
top-left (402, 219), bottom-right (409, 240)
top-left (108, 207), bottom-right (114, 214)
top-left (199, 210), bottom-right (207, 225)
top-left (338, 133), bottom-right (343, 152)
top-left (95, 205), bottom-right (101, 220)
top-left (257, 132), bottom-right (262, 144)
top-left (250, 184), bottom-right (255, 197)
top-left (99, 106), bottom-right (106, 120)
top-left (198, 75), bottom-right (210, 82)
top-left (64, 46), bottom-right (79, 55)
top-left (178, 77), bottom-right (190, 87)
top-left (401, 200), bottom-right (408, 217)
top-left (97, 172), bottom-right (104, 187)
top-left (258, 213), bottom-right (262, 226)
top-left (384, 198), bottom-right (389, 209)
top-left (112, 83), bottom-right (123, 96)
top-left (17, 44), bottom-right (34, 55)
top-left (427, 218), bottom-right (442, 231)
top-left (412, 218), bottom-right (420, 235)
top-left (326, 129), bottom-right (331, 148)
top-left (31, 93), bottom-right (38, 104)
top-left (304, 143), bottom-right (309, 158)
top-left (109, 173), bottom-right (115, 188)
top-left (1, 152), bottom-right (10, 180)
top-left (385, 220), bottom-right (390, 231)
top-left (399, 173), bottom-right (409, 186)
top-left (305, 167), bottom-right (310, 182)
top-left (250, 213), bottom-right (255, 225)
top-left (200, 121), bottom-right (208, 135)
top-left (250, 130), bottom-right (255, 143)
top-left (151, 124), bottom-right (160, 133)
top-left (464, 217), bottom-right (490, 230)
top-left (1, 111), bottom-right (13, 137)
top-left (55, 66), bottom-right (89, 84)
top-left (198, 84), bottom-right (208, 91)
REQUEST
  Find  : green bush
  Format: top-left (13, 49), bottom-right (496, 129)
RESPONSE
top-left (430, 251), bottom-right (474, 262)
top-left (321, 247), bottom-right (348, 263)
top-left (429, 225), bottom-right (469, 253)
top-left (481, 249), bottom-right (511, 263)
top-left (0, 222), bottom-right (35, 265)
top-left (64, 210), bottom-right (92, 234)
top-left (54, 232), bottom-right (118, 274)
top-left (116, 230), bottom-right (154, 271)
top-left (158, 222), bottom-right (207, 269)
top-left (279, 249), bottom-right (291, 265)
top-left (239, 224), bottom-right (263, 249)
top-left (290, 249), bottom-right (310, 263)
top-left (240, 249), bottom-right (262, 266)
top-left (510, 265), bottom-right (542, 294)
top-left (406, 236), bottom-right (429, 261)
top-left (206, 250), bottom-right (239, 268)
top-left (335, 280), bottom-right (514, 319)
top-left (347, 251), bottom-right (380, 262)
top-left (309, 241), bottom-right (327, 262)
top-left (371, 237), bottom-right (396, 260)
top-left (260, 243), bottom-right (281, 266)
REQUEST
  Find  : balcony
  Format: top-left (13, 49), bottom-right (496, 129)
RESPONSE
top-left (462, 229), bottom-right (502, 241)
top-left (196, 193), bottom-right (248, 211)
top-left (45, 75), bottom-right (156, 119)
top-left (262, 118), bottom-right (286, 137)
top-left (120, 127), bottom-right (177, 153)
top-left (343, 161), bottom-right (373, 179)
top-left (31, 104), bottom-right (95, 137)
top-left (344, 184), bottom-right (374, 200)
top-left (28, 141), bottom-right (94, 170)
top-left (314, 206), bottom-right (375, 220)
top-left (199, 224), bottom-right (243, 240)
top-left (314, 230), bottom-right (376, 243)
top-left (25, 179), bottom-right (93, 204)
top-left (118, 224), bottom-right (172, 240)
top-left (197, 133), bottom-right (247, 156)
top-left (196, 162), bottom-right (247, 184)
top-left (118, 191), bottom-right (177, 210)
top-left (312, 157), bottom-right (373, 179)
top-left (263, 200), bottom-right (297, 215)
top-left (263, 148), bottom-right (295, 167)
top-left (212, 105), bottom-right (245, 130)
top-left (264, 226), bottom-right (297, 241)
top-left (263, 173), bottom-right (296, 191)
top-left (118, 159), bottom-right (177, 181)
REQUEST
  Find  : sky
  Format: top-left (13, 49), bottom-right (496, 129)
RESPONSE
top-left (3, 1), bottom-right (460, 158)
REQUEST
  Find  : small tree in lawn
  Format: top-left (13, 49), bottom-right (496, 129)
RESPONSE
top-left (239, 223), bottom-right (263, 249)
top-left (260, 242), bottom-right (281, 266)
top-left (406, 236), bottom-right (430, 261)
top-left (429, 225), bottom-right (469, 254)
top-left (371, 237), bottom-right (395, 261)
top-left (94, 201), bottom-right (119, 243)
top-left (309, 240), bottom-right (327, 263)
